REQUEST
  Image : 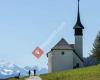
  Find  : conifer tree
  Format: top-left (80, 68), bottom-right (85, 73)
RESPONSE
top-left (92, 31), bottom-right (100, 62)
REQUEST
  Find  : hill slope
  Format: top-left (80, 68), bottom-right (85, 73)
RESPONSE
top-left (41, 65), bottom-right (100, 80)
top-left (8, 65), bottom-right (100, 80)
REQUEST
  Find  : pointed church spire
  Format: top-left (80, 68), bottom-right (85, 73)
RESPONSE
top-left (73, 0), bottom-right (84, 29)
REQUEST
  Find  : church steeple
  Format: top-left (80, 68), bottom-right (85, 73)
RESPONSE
top-left (74, 0), bottom-right (84, 62)
top-left (73, 0), bottom-right (84, 29)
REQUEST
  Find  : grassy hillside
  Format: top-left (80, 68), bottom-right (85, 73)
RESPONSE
top-left (41, 65), bottom-right (100, 80)
top-left (8, 77), bottom-right (27, 80)
top-left (8, 65), bottom-right (100, 80)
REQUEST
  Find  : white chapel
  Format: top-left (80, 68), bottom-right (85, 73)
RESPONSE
top-left (47, 0), bottom-right (84, 73)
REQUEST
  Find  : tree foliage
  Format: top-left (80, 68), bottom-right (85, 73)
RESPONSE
top-left (92, 31), bottom-right (100, 62)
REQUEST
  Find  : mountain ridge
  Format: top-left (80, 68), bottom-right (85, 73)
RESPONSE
top-left (0, 60), bottom-right (48, 79)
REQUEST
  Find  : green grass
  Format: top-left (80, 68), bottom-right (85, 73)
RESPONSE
top-left (41, 64), bottom-right (100, 80)
top-left (8, 78), bottom-right (25, 80)
top-left (8, 76), bottom-right (28, 80)
top-left (9, 65), bottom-right (100, 80)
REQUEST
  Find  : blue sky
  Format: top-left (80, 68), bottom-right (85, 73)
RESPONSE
top-left (0, 0), bottom-right (100, 69)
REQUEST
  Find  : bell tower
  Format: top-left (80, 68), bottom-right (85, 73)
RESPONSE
top-left (73, 0), bottom-right (84, 59)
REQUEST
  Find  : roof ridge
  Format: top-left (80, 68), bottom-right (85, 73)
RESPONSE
top-left (52, 38), bottom-right (73, 50)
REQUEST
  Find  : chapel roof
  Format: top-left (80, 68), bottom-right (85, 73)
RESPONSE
top-left (52, 38), bottom-right (74, 50)
top-left (47, 38), bottom-right (84, 62)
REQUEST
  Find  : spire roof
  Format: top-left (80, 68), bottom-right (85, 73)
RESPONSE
top-left (73, 0), bottom-right (84, 29)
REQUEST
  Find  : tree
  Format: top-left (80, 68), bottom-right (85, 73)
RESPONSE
top-left (92, 31), bottom-right (100, 63)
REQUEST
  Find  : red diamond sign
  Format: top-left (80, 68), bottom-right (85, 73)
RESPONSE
top-left (32, 47), bottom-right (44, 59)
